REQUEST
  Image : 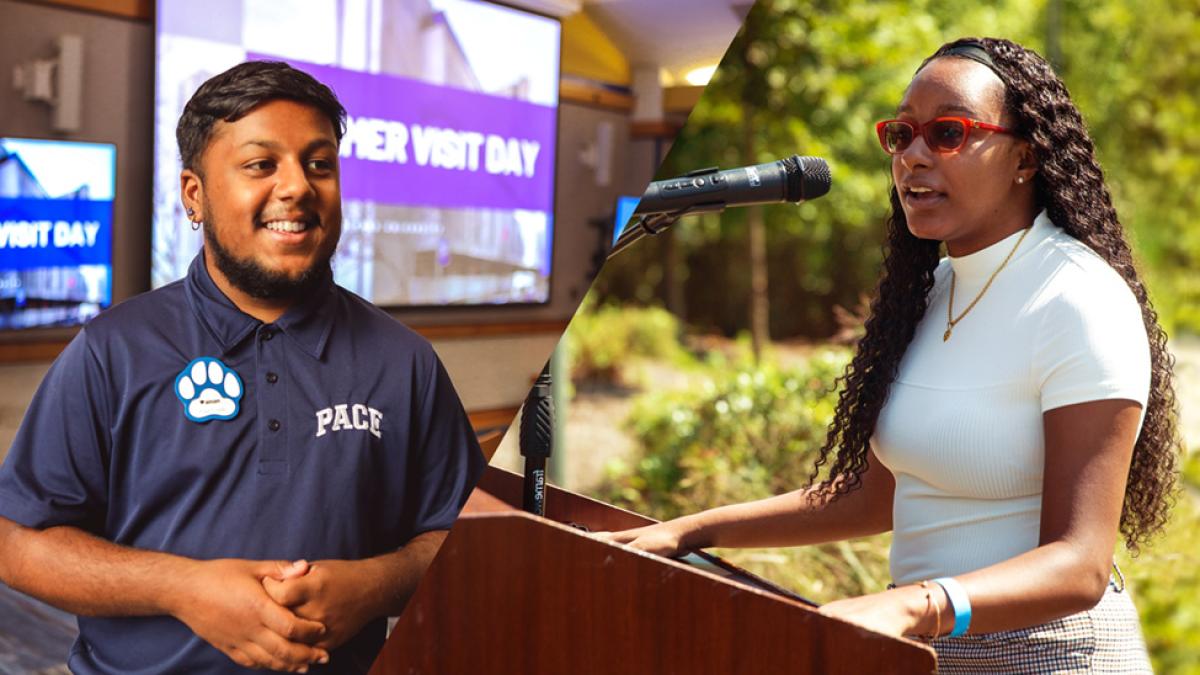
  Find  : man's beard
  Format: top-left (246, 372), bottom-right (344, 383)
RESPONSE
top-left (202, 218), bottom-right (334, 302)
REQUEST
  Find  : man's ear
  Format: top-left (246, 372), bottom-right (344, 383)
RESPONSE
top-left (180, 168), bottom-right (204, 221)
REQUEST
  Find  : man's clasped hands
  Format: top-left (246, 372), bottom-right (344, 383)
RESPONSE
top-left (173, 557), bottom-right (382, 672)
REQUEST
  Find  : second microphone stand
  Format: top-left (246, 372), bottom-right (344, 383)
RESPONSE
top-left (520, 362), bottom-right (554, 516)
top-left (608, 200), bottom-right (730, 259)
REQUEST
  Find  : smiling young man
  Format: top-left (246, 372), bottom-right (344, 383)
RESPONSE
top-left (0, 61), bottom-right (484, 674)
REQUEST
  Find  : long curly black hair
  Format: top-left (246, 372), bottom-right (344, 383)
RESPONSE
top-left (808, 37), bottom-right (1180, 554)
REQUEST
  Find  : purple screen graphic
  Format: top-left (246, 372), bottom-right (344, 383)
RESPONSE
top-left (153, 0), bottom-right (560, 306)
top-left (255, 56), bottom-right (556, 212)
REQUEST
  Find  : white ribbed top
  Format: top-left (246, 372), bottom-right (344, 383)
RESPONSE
top-left (872, 210), bottom-right (1151, 585)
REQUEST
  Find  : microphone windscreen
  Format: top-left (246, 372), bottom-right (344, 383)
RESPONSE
top-left (800, 156), bottom-right (832, 200)
top-left (780, 155), bottom-right (832, 202)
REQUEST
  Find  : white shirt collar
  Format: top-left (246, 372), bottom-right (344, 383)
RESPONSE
top-left (948, 209), bottom-right (1056, 281)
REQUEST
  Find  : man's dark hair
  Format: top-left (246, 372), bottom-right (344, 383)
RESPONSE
top-left (176, 60), bottom-right (346, 175)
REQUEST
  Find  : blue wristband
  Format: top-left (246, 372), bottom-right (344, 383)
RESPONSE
top-left (932, 577), bottom-right (971, 637)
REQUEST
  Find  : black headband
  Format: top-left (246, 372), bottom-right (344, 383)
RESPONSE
top-left (926, 42), bottom-right (1006, 83)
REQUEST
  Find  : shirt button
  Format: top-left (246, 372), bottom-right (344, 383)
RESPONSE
top-left (268, 419), bottom-right (281, 431)
top-left (266, 372), bottom-right (279, 384)
top-left (261, 329), bottom-right (274, 341)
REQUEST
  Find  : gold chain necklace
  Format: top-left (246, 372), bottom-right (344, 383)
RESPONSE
top-left (944, 226), bottom-right (1032, 342)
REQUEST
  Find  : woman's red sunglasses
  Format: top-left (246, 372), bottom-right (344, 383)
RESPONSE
top-left (875, 116), bottom-right (1014, 155)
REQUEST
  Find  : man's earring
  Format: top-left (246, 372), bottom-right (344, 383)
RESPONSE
top-left (187, 207), bottom-right (201, 231)
top-left (1016, 176), bottom-right (1025, 184)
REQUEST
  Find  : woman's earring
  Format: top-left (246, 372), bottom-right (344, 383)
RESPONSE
top-left (1016, 176), bottom-right (1025, 184)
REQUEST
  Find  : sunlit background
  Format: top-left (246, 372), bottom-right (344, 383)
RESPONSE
top-left (543, 1), bottom-right (1200, 671)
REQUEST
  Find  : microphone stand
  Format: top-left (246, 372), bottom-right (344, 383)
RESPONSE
top-left (520, 362), bottom-right (554, 516)
top-left (608, 203), bottom-right (724, 260)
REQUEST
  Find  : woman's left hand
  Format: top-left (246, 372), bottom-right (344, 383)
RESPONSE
top-left (818, 585), bottom-right (933, 638)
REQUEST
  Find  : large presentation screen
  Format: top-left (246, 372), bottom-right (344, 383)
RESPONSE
top-left (0, 137), bottom-right (115, 330)
top-left (153, 0), bottom-right (559, 306)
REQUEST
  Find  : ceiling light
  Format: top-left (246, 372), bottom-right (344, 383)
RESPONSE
top-left (684, 65), bottom-right (717, 86)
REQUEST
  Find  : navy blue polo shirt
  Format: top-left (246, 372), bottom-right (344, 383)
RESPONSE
top-left (0, 252), bottom-right (485, 674)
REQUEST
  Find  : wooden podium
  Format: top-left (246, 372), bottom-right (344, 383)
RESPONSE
top-left (370, 466), bottom-right (936, 674)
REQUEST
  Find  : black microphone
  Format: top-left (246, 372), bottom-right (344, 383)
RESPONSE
top-left (633, 155), bottom-right (831, 216)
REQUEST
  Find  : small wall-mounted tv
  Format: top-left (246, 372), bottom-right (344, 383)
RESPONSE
top-left (0, 137), bottom-right (115, 330)
top-left (153, 0), bottom-right (561, 307)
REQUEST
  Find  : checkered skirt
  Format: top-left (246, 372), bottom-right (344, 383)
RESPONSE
top-left (931, 584), bottom-right (1152, 674)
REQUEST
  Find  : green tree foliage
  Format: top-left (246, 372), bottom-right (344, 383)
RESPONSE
top-left (593, 0), bottom-right (1199, 336)
top-left (1055, 0), bottom-right (1200, 331)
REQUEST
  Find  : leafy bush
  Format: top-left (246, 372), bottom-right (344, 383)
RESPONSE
top-left (563, 295), bottom-right (694, 386)
top-left (602, 347), bottom-right (845, 516)
top-left (597, 346), bottom-right (894, 601)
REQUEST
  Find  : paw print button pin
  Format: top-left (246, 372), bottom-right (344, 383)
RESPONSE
top-left (174, 357), bottom-right (244, 423)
